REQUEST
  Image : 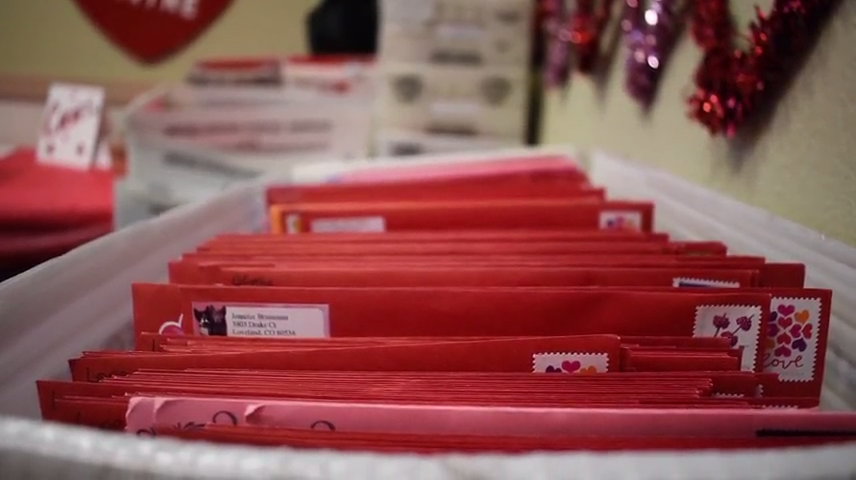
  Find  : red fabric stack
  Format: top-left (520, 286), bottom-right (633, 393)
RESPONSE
top-left (0, 147), bottom-right (113, 275)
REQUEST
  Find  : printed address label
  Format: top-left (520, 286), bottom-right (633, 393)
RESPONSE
top-left (310, 216), bottom-right (386, 233)
top-left (225, 305), bottom-right (329, 338)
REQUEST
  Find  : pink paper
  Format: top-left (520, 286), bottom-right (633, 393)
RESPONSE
top-left (128, 395), bottom-right (856, 438)
top-left (335, 155), bottom-right (581, 184)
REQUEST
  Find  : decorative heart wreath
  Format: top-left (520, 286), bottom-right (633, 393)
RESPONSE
top-left (542, 0), bottom-right (838, 137)
top-left (687, 0), bottom-right (838, 137)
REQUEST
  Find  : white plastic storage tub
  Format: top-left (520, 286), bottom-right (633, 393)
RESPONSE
top-left (123, 84), bottom-right (374, 206)
top-left (1, 147), bottom-right (856, 479)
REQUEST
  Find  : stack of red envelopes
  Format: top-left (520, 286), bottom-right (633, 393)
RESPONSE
top-left (0, 148), bottom-right (112, 275)
top-left (39, 152), bottom-right (855, 454)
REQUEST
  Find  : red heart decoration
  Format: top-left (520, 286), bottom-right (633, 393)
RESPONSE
top-left (776, 333), bottom-right (791, 346)
top-left (72, 0), bottom-right (234, 64)
top-left (777, 315), bottom-right (793, 328)
top-left (777, 304), bottom-right (796, 317)
top-left (774, 345), bottom-right (792, 358)
top-left (561, 360), bottom-right (581, 373)
top-left (789, 324), bottom-right (802, 339)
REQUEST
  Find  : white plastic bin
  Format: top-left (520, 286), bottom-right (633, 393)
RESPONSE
top-left (2, 147), bottom-right (856, 479)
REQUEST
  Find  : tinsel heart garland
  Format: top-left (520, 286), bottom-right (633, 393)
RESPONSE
top-left (543, 0), bottom-right (571, 88)
top-left (687, 0), bottom-right (839, 137)
top-left (569, 0), bottom-right (618, 73)
top-left (542, 0), bottom-right (617, 88)
top-left (622, 0), bottom-right (687, 107)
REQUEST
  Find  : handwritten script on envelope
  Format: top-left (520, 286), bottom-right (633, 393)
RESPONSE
top-left (36, 83), bottom-right (106, 170)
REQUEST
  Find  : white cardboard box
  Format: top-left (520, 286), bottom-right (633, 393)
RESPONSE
top-left (376, 63), bottom-right (529, 140)
top-left (379, 0), bottom-right (533, 67)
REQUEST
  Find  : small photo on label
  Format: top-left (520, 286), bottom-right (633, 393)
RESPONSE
top-left (599, 210), bottom-right (642, 231)
top-left (191, 302), bottom-right (330, 338)
top-left (192, 304), bottom-right (228, 336)
top-left (310, 216), bottom-right (387, 234)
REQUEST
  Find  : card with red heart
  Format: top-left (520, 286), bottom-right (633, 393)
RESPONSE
top-left (36, 83), bottom-right (105, 169)
top-left (72, 0), bottom-right (234, 64)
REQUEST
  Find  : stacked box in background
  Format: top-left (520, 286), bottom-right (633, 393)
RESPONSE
top-left (187, 55), bottom-right (377, 96)
top-left (282, 55), bottom-right (376, 98)
top-left (115, 56), bottom-right (377, 228)
top-left (375, 0), bottom-right (534, 157)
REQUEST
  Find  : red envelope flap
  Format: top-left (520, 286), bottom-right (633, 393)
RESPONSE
top-left (0, 147), bottom-right (113, 229)
top-left (190, 241), bottom-right (675, 257)
top-left (168, 260), bottom-right (277, 284)
top-left (73, 335), bottom-right (622, 382)
top-left (265, 177), bottom-right (598, 205)
top-left (202, 230), bottom-right (671, 247)
top-left (330, 155), bottom-right (585, 184)
top-left (271, 199), bottom-right (655, 233)
top-left (53, 397), bottom-right (127, 431)
top-left (132, 284), bottom-right (184, 344)
top-left (624, 351), bottom-right (741, 373)
top-left (129, 286), bottom-right (770, 374)
top-left (671, 241), bottom-right (728, 256)
top-left (167, 254), bottom-right (769, 285)
top-left (169, 256), bottom-right (766, 284)
top-left (759, 263), bottom-right (806, 288)
top-left (621, 336), bottom-right (733, 348)
top-left (205, 266), bottom-right (757, 289)
top-left (171, 285), bottom-right (764, 333)
top-left (177, 252), bottom-right (764, 264)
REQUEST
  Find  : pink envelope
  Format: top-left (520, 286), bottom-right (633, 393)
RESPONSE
top-left (128, 395), bottom-right (855, 439)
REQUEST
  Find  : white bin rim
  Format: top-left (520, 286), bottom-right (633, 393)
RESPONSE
top-left (1, 416), bottom-right (856, 480)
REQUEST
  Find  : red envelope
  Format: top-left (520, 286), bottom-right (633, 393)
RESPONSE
top-left (40, 368), bottom-right (761, 431)
top-left (202, 230), bottom-right (671, 247)
top-left (623, 351), bottom-right (741, 372)
top-left (266, 178), bottom-right (600, 205)
top-left (200, 265), bottom-right (757, 289)
top-left (130, 284), bottom-right (769, 378)
top-left (194, 241), bottom-right (679, 257)
top-left (166, 253), bottom-right (774, 285)
top-left (269, 199), bottom-right (655, 234)
top-left (70, 335), bottom-right (623, 382)
top-left (329, 154), bottom-right (586, 184)
top-left (0, 147), bottom-right (114, 229)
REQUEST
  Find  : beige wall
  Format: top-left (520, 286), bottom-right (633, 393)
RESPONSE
top-left (0, 0), bottom-right (317, 81)
top-left (541, 1), bottom-right (856, 247)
